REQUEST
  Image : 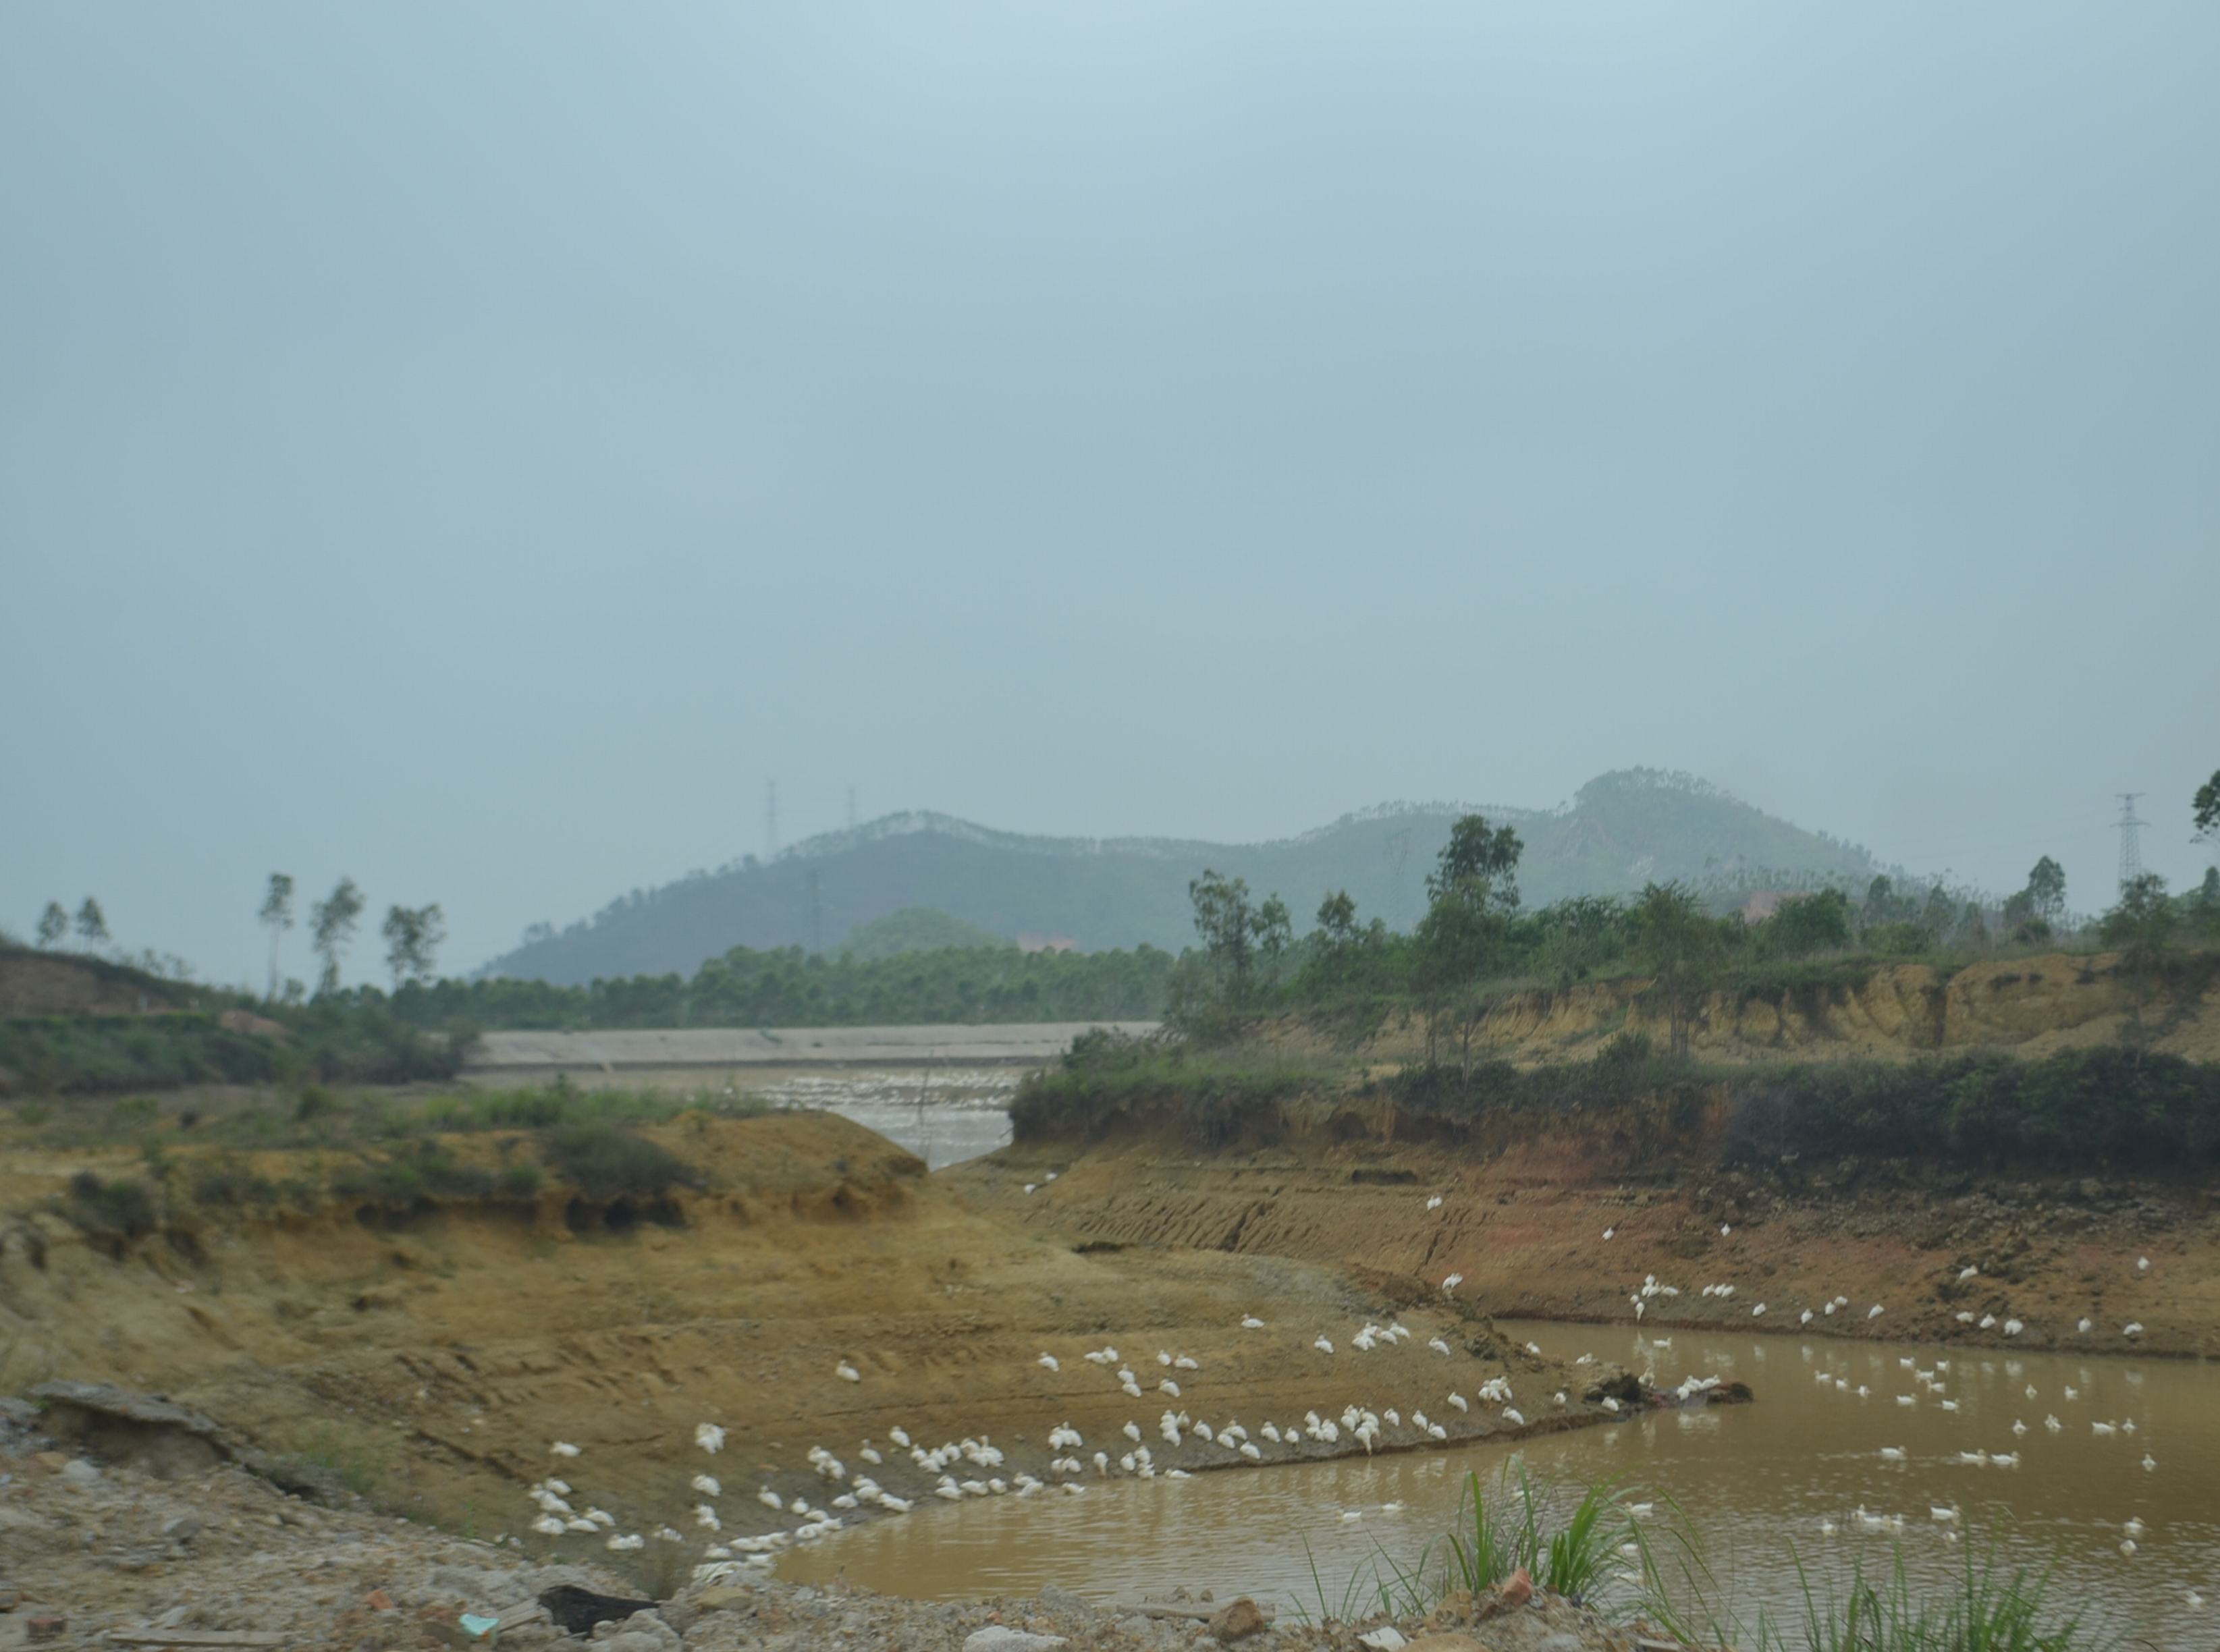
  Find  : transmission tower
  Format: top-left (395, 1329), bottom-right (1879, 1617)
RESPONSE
top-left (2115, 792), bottom-right (2147, 889)
top-left (765, 780), bottom-right (778, 858)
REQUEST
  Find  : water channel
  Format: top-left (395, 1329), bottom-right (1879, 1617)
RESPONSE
top-left (784, 1308), bottom-right (2218, 1645)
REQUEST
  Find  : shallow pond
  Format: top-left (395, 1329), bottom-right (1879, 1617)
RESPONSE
top-left (781, 1318), bottom-right (2219, 1645)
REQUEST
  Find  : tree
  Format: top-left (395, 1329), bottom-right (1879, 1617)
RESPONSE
top-left (1428, 816), bottom-right (1523, 912)
top-left (74, 898), bottom-right (109, 947)
top-left (2100, 873), bottom-right (2176, 1038)
top-left (381, 903), bottom-right (447, 989)
top-left (2101, 873), bottom-right (2175, 961)
top-left (1409, 819), bottom-right (1525, 1076)
top-left (2194, 771), bottom-right (2219, 841)
top-left (1764, 889), bottom-right (1851, 958)
top-left (1316, 890), bottom-right (1360, 950)
top-left (1185, 870), bottom-right (1290, 1011)
top-left (1631, 882), bottom-right (1724, 1058)
top-left (308, 877), bottom-right (366, 995)
top-left (2024, 856), bottom-right (2067, 925)
top-left (36, 902), bottom-right (67, 947)
top-left (1920, 883), bottom-right (1957, 941)
top-left (1530, 895), bottom-right (1629, 988)
top-left (259, 873), bottom-right (296, 1001)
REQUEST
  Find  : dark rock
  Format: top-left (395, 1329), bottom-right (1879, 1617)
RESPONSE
top-left (1208, 1598), bottom-right (1268, 1643)
top-left (539, 1587), bottom-right (661, 1636)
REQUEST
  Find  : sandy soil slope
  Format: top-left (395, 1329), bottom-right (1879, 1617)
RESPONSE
top-left (950, 1113), bottom-right (2220, 1358)
top-left (0, 1112), bottom-right (1613, 1546)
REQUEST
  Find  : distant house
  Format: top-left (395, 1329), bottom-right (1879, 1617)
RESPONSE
top-left (1016, 933), bottom-right (1081, 954)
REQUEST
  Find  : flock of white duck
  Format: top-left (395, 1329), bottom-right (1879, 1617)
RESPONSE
top-left (517, 1288), bottom-right (1571, 1580)
top-left (1611, 1227), bottom-right (2155, 1348)
top-left (518, 1191), bottom-right (2188, 1607)
top-left (1608, 1233), bottom-right (2194, 1611)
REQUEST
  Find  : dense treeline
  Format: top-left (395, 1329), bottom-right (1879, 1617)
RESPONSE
top-left (384, 942), bottom-right (1178, 1031)
top-left (1169, 818), bottom-right (2220, 1057)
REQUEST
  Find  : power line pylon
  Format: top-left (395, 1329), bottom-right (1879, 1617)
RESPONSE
top-left (2115, 792), bottom-right (2147, 889)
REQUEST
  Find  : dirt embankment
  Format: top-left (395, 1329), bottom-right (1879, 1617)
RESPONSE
top-left (950, 1093), bottom-right (2220, 1359)
top-left (1251, 950), bottom-right (2220, 1068)
top-left (0, 1111), bottom-right (1616, 1551)
top-left (0, 948), bottom-right (180, 1018)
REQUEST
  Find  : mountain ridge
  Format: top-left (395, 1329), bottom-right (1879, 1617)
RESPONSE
top-left (480, 769), bottom-right (1889, 985)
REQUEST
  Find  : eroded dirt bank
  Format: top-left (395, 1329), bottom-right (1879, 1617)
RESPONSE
top-left (1250, 949), bottom-right (2220, 1068)
top-left (0, 1111), bottom-right (1618, 1556)
top-left (950, 1095), bottom-right (2220, 1358)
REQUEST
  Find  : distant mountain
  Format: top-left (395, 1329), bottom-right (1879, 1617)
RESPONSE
top-left (479, 769), bottom-right (1885, 985)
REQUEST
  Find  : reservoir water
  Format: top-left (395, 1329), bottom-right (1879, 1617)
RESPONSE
top-left (781, 1317), bottom-right (2220, 1645)
top-left (753, 1067), bottom-right (1017, 1169)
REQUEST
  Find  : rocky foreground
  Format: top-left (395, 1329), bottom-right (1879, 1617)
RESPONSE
top-left (0, 1396), bottom-right (1664, 1652)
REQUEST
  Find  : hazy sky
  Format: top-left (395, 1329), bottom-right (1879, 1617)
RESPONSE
top-left (6, 3), bottom-right (2216, 987)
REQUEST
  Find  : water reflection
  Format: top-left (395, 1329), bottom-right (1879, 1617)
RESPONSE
top-left (782, 1319), bottom-right (2219, 1645)
top-left (755, 1068), bottom-right (1017, 1169)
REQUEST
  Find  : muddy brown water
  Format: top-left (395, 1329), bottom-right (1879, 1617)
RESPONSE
top-left (780, 1318), bottom-right (2220, 1645)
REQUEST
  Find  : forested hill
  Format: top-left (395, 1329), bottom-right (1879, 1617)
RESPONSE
top-left (479, 769), bottom-right (1882, 985)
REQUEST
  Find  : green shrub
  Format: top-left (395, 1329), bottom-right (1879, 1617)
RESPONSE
top-left (295, 1085), bottom-right (336, 1122)
top-left (192, 1161), bottom-right (279, 1208)
top-left (541, 1120), bottom-right (699, 1200)
top-left (63, 1173), bottom-right (159, 1240)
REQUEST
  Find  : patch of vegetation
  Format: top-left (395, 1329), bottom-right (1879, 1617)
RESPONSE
top-left (291, 1424), bottom-right (387, 1498)
top-left (1011, 1027), bottom-right (1334, 1145)
top-left (61, 1169), bottom-right (159, 1239)
top-left (541, 1119), bottom-right (701, 1201)
top-left (190, 1158), bottom-right (281, 1209)
top-left (330, 1140), bottom-right (504, 1207)
top-left (0, 1003), bottom-right (469, 1097)
top-left (1309, 1469), bottom-right (2103, 1651)
top-left (1164, 814), bottom-right (2218, 1061)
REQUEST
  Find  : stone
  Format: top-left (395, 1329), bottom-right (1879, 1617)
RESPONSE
top-left (164, 1514), bottom-right (205, 1543)
top-left (60, 1459), bottom-right (102, 1486)
top-left (27, 1615), bottom-right (66, 1643)
top-left (1035, 1583), bottom-right (1087, 1614)
top-left (962, 1629), bottom-right (1069, 1652)
top-left (1498, 1568), bottom-right (1534, 1611)
top-left (1532, 1636), bottom-right (1588, 1652)
top-left (589, 1612), bottom-right (680, 1652)
top-left (1403, 1639), bottom-right (1487, 1652)
top-left (1206, 1597), bottom-right (1268, 1643)
top-left (541, 1588), bottom-right (659, 1637)
top-left (693, 1586), bottom-right (754, 1612)
top-left (1424, 1590), bottom-right (1475, 1628)
top-left (1357, 1630), bottom-right (1407, 1651)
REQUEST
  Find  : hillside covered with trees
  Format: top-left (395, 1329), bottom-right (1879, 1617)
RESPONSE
top-left (481, 769), bottom-right (1885, 985)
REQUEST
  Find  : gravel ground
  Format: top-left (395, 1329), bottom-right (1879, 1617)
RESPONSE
top-left (0, 1399), bottom-right (1657, 1652)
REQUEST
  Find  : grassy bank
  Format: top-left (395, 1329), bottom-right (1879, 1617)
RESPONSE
top-left (9, 1078), bottom-right (761, 1237)
top-left (0, 1006), bottom-right (470, 1095)
top-left (1012, 1030), bottom-right (2220, 1177)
